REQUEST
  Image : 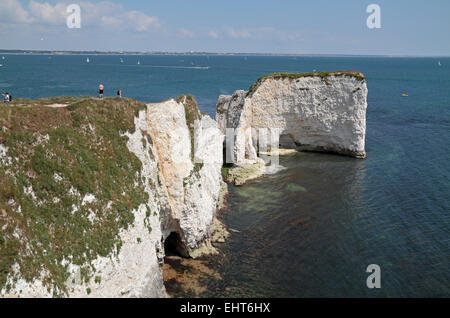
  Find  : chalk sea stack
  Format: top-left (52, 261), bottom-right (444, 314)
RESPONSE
top-left (216, 71), bottom-right (368, 164)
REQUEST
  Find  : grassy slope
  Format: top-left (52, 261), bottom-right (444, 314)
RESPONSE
top-left (0, 97), bottom-right (150, 296)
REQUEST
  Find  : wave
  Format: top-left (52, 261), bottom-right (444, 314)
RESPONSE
top-left (139, 65), bottom-right (211, 70)
top-left (81, 63), bottom-right (211, 70)
top-left (264, 164), bottom-right (287, 175)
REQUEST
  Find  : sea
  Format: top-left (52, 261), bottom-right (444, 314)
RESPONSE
top-left (0, 54), bottom-right (449, 297)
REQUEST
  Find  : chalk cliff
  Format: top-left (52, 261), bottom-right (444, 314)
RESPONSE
top-left (0, 71), bottom-right (367, 297)
top-left (216, 71), bottom-right (368, 166)
top-left (0, 96), bottom-right (224, 298)
top-left (146, 95), bottom-right (224, 257)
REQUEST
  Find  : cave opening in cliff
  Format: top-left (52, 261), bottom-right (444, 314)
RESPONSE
top-left (164, 232), bottom-right (189, 258)
top-left (279, 133), bottom-right (297, 149)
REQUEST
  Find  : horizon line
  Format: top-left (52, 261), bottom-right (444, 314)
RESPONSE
top-left (0, 49), bottom-right (449, 58)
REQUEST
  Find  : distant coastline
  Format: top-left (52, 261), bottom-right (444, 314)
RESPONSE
top-left (0, 49), bottom-right (448, 58)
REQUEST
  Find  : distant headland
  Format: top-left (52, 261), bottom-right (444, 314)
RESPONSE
top-left (0, 49), bottom-right (447, 58)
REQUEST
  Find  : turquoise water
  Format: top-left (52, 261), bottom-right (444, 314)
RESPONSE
top-left (1, 55), bottom-right (449, 297)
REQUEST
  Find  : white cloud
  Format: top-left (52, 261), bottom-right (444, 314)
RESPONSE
top-left (28, 0), bottom-right (67, 25)
top-left (179, 28), bottom-right (195, 38)
top-left (224, 26), bottom-right (302, 42)
top-left (0, 0), bottom-right (33, 23)
top-left (100, 15), bottom-right (123, 28)
top-left (208, 30), bottom-right (219, 39)
top-left (125, 10), bottom-right (159, 32)
top-left (1, 0), bottom-right (159, 32)
top-left (225, 27), bottom-right (252, 39)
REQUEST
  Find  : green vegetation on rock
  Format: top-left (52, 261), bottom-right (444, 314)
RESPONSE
top-left (286, 183), bottom-right (307, 192)
top-left (175, 94), bottom-right (201, 161)
top-left (248, 70), bottom-right (366, 96)
top-left (0, 97), bottom-right (149, 296)
top-left (223, 160), bottom-right (266, 186)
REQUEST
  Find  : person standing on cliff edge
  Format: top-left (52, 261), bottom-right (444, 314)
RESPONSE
top-left (98, 84), bottom-right (104, 98)
top-left (2, 91), bottom-right (10, 106)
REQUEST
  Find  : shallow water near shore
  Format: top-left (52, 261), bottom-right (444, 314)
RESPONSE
top-left (1, 55), bottom-right (449, 297)
top-left (202, 150), bottom-right (449, 297)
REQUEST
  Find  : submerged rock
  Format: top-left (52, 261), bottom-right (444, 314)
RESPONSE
top-left (222, 158), bottom-right (266, 186)
top-left (286, 183), bottom-right (308, 192)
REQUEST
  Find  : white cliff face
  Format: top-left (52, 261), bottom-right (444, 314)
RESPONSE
top-left (217, 74), bottom-right (368, 165)
top-left (84, 98), bottom-right (224, 297)
top-left (216, 90), bottom-right (247, 135)
top-left (2, 110), bottom-right (167, 298)
top-left (146, 98), bottom-right (224, 256)
top-left (78, 110), bottom-right (167, 298)
top-left (1, 98), bottom-right (224, 298)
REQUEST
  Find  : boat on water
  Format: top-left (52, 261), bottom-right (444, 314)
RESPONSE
top-left (438, 61), bottom-right (442, 66)
top-left (1, 56), bottom-right (5, 60)
top-left (86, 57), bottom-right (90, 63)
top-left (402, 94), bottom-right (408, 97)
top-left (120, 58), bottom-right (124, 63)
top-left (137, 60), bottom-right (141, 65)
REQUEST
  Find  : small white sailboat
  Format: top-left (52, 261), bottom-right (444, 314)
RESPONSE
top-left (438, 61), bottom-right (442, 66)
top-left (1, 56), bottom-right (5, 60)
top-left (86, 57), bottom-right (90, 63)
top-left (120, 58), bottom-right (124, 63)
top-left (137, 60), bottom-right (141, 65)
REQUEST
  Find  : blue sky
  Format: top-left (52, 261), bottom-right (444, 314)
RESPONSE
top-left (1, 0), bottom-right (449, 55)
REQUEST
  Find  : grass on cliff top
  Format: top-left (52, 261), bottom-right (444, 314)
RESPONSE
top-left (247, 70), bottom-right (366, 96)
top-left (0, 96), bottom-right (149, 296)
top-left (8, 96), bottom-right (83, 107)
